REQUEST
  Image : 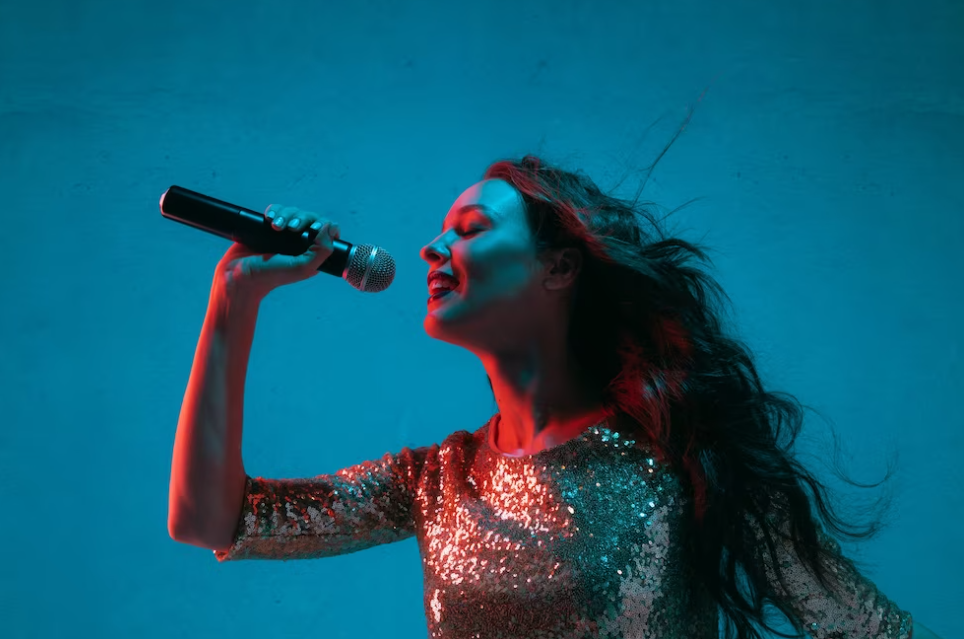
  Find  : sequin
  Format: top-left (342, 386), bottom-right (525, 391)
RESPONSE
top-left (215, 415), bottom-right (913, 639)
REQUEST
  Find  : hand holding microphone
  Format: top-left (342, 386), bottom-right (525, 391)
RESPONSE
top-left (165, 189), bottom-right (393, 551)
top-left (160, 186), bottom-right (395, 296)
top-left (218, 205), bottom-right (342, 297)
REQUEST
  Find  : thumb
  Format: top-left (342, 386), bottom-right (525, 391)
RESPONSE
top-left (303, 221), bottom-right (338, 271)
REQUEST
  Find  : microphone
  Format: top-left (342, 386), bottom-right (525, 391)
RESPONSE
top-left (159, 185), bottom-right (395, 293)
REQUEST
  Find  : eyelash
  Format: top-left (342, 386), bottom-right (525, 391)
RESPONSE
top-left (459, 227), bottom-right (482, 237)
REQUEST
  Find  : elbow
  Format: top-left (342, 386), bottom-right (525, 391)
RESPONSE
top-left (167, 501), bottom-right (196, 542)
top-left (168, 514), bottom-right (202, 546)
top-left (168, 510), bottom-right (236, 550)
top-left (169, 522), bottom-right (233, 551)
top-left (168, 477), bottom-right (246, 549)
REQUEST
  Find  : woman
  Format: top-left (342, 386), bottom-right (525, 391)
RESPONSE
top-left (168, 155), bottom-right (937, 639)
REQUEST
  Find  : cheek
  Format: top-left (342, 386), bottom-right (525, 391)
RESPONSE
top-left (460, 249), bottom-right (537, 298)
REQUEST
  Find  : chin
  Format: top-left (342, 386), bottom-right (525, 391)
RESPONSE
top-left (423, 313), bottom-right (455, 342)
top-left (423, 310), bottom-right (478, 349)
top-left (423, 314), bottom-right (441, 336)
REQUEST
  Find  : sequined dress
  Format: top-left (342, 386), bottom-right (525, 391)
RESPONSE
top-left (215, 415), bottom-right (914, 639)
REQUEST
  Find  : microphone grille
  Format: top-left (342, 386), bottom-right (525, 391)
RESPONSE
top-left (346, 244), bottom-right (396, 293)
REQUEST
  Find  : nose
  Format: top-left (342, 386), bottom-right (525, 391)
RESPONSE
top-left (419, 236), bottom-right (449, 265)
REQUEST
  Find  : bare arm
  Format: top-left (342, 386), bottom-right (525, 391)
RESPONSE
top-left (167, 277), bottom-right (261, 550)
top-left (167, 206), bottom-right (340, 553)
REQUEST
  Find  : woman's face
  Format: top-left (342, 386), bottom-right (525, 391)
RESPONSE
top-left (420, 179), bottom-right (558, 354)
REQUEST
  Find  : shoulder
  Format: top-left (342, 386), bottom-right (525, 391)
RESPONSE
top-left (439, 415), bottom-right (493, 453)
top-left (416, 414), bottom-right (495, 470)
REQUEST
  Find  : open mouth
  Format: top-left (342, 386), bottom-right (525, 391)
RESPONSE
top-left (428, 275), bottom-right (459, 302)
top-left (428, 282), bottom-right (459, 301)
top-left (428, 290), bottom-right (454, 302)
top-left (428, 271), bottom-right (460, 302)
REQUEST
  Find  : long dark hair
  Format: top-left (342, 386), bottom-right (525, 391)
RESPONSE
top-left (481, 127), bottom-right (898, 639)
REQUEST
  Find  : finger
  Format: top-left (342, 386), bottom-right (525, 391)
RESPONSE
top-left (327, 221), bottom-right (341, 240)
top-left (311, 222), bottom-right (332, 248)
top-left (307, 220), bottom-right (324, 242)
top-left (271, 206), bottom-right (298, 230)
top-left (286, 211), bottom-right (313, 233)
top-left (307, 223), bottom-right (335, 268)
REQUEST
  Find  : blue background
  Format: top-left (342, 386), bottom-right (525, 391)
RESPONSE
top-left (1, 0), bottom-right (960, 637)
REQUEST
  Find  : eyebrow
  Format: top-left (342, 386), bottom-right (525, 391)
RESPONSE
top-left (441, 204), bottom-right (494, 232)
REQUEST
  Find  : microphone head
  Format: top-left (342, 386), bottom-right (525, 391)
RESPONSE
top-left (346, 244), bottom-right (396, 293)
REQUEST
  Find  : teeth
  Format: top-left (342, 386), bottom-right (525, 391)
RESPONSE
top-left (430, 281), bottom-right (457, 293)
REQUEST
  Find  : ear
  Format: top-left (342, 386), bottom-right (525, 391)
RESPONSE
top-left (543, 248), bottom-right (583, 291)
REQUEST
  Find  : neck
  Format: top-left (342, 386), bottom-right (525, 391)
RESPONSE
top-left (479, 339), bottom-right (604, 454)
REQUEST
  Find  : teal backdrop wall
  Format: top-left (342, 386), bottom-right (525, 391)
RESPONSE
top-left (1, 0), bottom-right (960, 637)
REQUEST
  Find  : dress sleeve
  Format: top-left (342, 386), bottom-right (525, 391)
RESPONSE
top-left (214, 444), bottom-right (434, 562)
top-left (756, 511), bottom-right (914, 639)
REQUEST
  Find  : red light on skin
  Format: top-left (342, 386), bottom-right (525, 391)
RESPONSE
top-left (428, 290), bottom-right (456, 305)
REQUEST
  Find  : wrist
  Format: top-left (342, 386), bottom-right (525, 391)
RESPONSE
top-left (210, 270), bottom-right (265, 325)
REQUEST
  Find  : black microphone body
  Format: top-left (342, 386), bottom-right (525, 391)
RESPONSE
top-left (160, 185), bottom-right (395, 292)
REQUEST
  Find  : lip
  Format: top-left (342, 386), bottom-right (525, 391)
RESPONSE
top-left (427, 270), bottom-right (460, 297)
top-left (427, 280), bottom-right (459, 297)
top-left (427, 289), bottom-right (456, 305)
top-left (427, 270), bottom-right (460, 288)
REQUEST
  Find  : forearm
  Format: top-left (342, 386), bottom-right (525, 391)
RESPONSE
top-left (168, 279), bottom-right (262, 549)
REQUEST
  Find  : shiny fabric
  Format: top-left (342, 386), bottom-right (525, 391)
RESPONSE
top-left (215, 416), bottom-right (913, 639)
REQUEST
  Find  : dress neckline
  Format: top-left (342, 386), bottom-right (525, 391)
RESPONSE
top-left (485, 412), bottom-right (609, 459)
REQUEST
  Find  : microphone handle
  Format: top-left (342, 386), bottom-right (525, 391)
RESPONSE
top-left (160, 185), bottom-right (349, 276)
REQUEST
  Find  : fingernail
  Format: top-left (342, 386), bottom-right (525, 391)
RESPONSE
top-left (288, 218), bottom-right (300, 228)
top-left (274, 217), bottom-right (285, 227)
top-left (328, 225), bottom-right (337, 238)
